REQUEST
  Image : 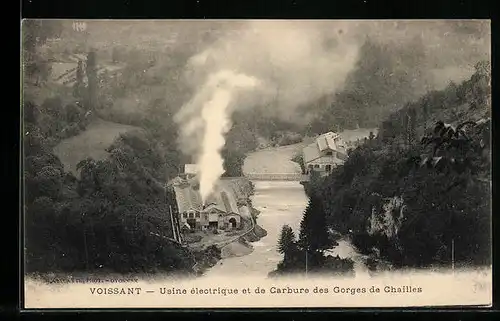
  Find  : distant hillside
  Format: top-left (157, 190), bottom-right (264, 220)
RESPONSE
top-left (339, 128), bottom-right (379, 143)
top-left (23, 21), bottom-right (194, 276)
top-left (379, 60), bottom-right (491, 144)
top-left (53, 118), bottom-right (142, 175)
top-left (50, 60), bottom-right (126, 87)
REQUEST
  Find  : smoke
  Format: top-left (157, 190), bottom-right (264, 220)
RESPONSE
top-left (62, 20), bottom-right (489, 121)
top-left (174, 70), bottom-right (260, 202)
top-left (175, 21), bottom-right (359, 199)
top-left (173, 20), bottom-right (490, 197)
top-left (183, 21), bottom-right (361, 119)
top-left (29, 20), bottom-right (490, 197)
top-left (177, 20), bottom-right (489, 122)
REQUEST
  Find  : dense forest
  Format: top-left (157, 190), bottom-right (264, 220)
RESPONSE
top-left (24, 124), bottom-right (196, 274)
top-left (300, 61), bottom-right (491, 270)
top-left (22, 21), bottom-right (213, 275)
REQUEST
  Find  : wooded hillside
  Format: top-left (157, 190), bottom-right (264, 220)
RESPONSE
top-left (23, 22), bottom-right (195, 275)
top-left (307, 61), bottom-right (491, 268)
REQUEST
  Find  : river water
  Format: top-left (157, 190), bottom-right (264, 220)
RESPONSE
top-left (203, 180), bottom-right (369, 278)
top-left (203, 181), bottom-right (307, 277)
top-left (202, 142), bottom-right (371, 278)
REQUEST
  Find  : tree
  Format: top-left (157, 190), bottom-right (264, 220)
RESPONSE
top-left (65, 104), bottom-right (83, 123)
top-left (22, 20), bottom-right (61, 86)
top-left (23, 89), bottom-right (197, 275)
top-left (406, 107), bottom-right (417, 147)
top-left (41, 96), bottom-right (64, 119)
top-left (277, 225), bottom-right (297, 262)
top-left (470, 60), bottom-right (491, 108)
top-left (474, 60), bottom-right (491, 78)
top-left (86, 51), bottom-right (98, 110)
top-left (27, 159), bottom-right (64, 201)
top-left (291, 154), bottom-right (305, 174)
top-left (298, 195), bottom-right (332, 256)
top-left (73, 60), bottom-right (85, 102)
top-left (305, 62), bottom-right (492, 270)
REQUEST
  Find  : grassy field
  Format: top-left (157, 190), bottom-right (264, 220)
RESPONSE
top-left (52, 118), bottom-right (142, 175)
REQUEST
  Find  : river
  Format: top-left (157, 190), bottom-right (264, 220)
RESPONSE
top-left (203, 180), bottom-right (370, 278)
top-left (203, 180), bottom-right (307, 277)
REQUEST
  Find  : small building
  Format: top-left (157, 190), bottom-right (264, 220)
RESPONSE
top-left (172, 175), bottom-right (243, 232)
top-left (202, 189), bottom-right (242, 230)
top-left (302, 132), bottom-right (348, 177)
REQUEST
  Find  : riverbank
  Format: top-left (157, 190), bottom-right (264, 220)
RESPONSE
top-left (220, 222), bottom-right (268, 258)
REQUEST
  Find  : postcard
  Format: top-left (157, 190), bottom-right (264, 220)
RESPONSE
top-left (21, 19), bottom-right (492, 309)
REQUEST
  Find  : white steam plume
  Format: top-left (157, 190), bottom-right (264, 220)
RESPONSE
top-left (175, 70), bottom-right (260, 202)
top-left (183, 21), bottom-right (361, 122)
top-left (173, 20), bottom-right (490, 201)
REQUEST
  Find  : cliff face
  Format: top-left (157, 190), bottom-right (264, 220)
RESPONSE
top-left (367, 196), bottom-right (406, 255)
top-left (367, 196), bottom-right (405, 241)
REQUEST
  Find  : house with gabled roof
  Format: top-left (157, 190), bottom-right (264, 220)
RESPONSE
top-left (302, 131), bottom-right (348, 177)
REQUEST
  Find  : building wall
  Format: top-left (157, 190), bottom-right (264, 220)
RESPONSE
top-left (208, 213), bottom-right (219, 222)
top-left (310, 155), bottom-right (337, 165)
top-left (306, 156), bottom-right (337, 173)
top-left (223, 214), bottom-right (242, 230)
top-left (179, 210), bottom-right (242, 231)
top-left (179, 209), bottom-right (206, 229)
top-left (305, 154), bottom-right (348, 178)
top-left (218, 217), bottom-right (225, 229)
top-left (179, 210), bottom-right (199, 224)
top-left (199, 212), bottom-right (209, 226)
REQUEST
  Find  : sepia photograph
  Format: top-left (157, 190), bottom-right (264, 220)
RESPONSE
top-left (21, 19), bottom-right (491, 309)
